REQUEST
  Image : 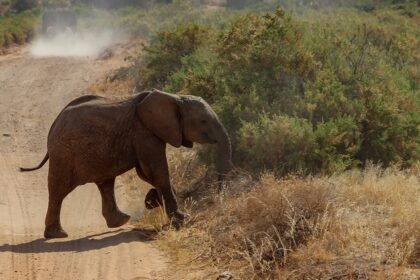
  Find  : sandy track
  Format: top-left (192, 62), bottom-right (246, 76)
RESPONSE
top-left (0, 51), bottom-right (169, 280)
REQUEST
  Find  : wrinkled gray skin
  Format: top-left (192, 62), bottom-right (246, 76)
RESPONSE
top-left (42, 9), bottom-right (77, 36)
top-left (20, 90), bottom-right (233, 239)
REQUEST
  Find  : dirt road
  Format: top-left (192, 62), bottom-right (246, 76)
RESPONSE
top-left (0, 50), bottom-right (169, 280)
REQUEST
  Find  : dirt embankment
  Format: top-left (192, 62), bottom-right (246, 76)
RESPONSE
top-left (0, 48), bottom-right (169, 280)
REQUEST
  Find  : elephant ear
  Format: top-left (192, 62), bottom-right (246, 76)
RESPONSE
top-left (137, 90), bottom-right (182, 148)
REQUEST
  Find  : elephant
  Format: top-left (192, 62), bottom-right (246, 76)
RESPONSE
top-left (20, 90), bottom-right (233, 239)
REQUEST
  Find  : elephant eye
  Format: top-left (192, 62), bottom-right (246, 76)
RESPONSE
top-left (201, 120), bottom-right (208, 124)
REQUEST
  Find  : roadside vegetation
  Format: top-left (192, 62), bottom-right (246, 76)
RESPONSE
top-left (130, 5), bottom-right (420, 176)
top-left (139, 152), bottom-right (419, 279)
top-left (0, 10), bottom-right (37, 51)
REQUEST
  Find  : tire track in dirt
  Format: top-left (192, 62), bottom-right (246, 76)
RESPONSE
top-left (1, 153), bottom-right (34, 278)
top-left (0, 154), bottom-right (17, 279)
top-left (0, 51), bottom-right (169, 280)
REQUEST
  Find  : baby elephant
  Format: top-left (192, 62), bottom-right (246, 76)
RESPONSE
top-left (20, 90), bottom-right (233, 238)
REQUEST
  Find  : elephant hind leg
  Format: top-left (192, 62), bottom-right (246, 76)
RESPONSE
top-left (44, 162), bottom-right (75, 239)
top-left (45, 198), bottom-right (68, 239)
top-left (97, 178), bottom-right (130, 228)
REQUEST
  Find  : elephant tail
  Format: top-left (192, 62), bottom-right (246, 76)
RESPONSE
top-left (19, 153), bottom-right (49, 172)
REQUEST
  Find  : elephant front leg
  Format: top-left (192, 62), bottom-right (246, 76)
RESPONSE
top-left (137, 146), bottom-right (187, 226)
top-left (96, 178), bottom-right (130, 228)
top-left (152, 181), bottom-right (187, 226)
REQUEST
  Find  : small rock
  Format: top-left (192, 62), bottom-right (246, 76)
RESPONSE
top-left (2, 133), bottom-right (11, 137)
top-left (217, 271), bottom-right (233, 280)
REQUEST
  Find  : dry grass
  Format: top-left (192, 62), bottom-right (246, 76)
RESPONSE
top-left (125, 149), bottom-right (420, 280)
top-left (88, 78), bottom-right (134, 97)
top-left (198, 175), bottom-right (334, 277)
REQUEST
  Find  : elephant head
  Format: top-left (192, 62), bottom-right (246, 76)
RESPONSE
top-left (137, 90), bottom-right (234, 184)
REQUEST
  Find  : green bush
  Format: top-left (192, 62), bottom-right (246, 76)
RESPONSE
top-left (304, 9), bottom-right (420, 167)
top-left (313, 116), bottom-right (361, 172)
top-left (0, 10), bottom-right (37, 49)
top-left (134, 7), bottom-right (420, 176)
top-left (139, 23), bottom-right (213, 89)
top-left (238, 115), bottom-right (317, 175)
top-left (135, 9), bottom-right (420, 175)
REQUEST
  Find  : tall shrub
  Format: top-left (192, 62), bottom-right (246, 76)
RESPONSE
top-left (139, 8), bottom-right (420, 175)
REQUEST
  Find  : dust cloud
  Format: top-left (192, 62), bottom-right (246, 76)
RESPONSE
top-left (30, 29), bottom-right (125, 58)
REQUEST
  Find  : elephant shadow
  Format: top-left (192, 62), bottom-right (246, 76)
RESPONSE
top-left (0, 228), bottom-right (158, 254)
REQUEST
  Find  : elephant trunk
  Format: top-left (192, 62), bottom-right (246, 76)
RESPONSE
top-left (215, 122), bottom-right (233, 190)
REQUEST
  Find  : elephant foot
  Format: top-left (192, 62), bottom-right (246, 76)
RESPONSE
top-left (104, 211), bottom-right (131, 228)
top-left (168, 211), bottom-right (189, 230)
top-left (44, 224), bottom-right (68, 239)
